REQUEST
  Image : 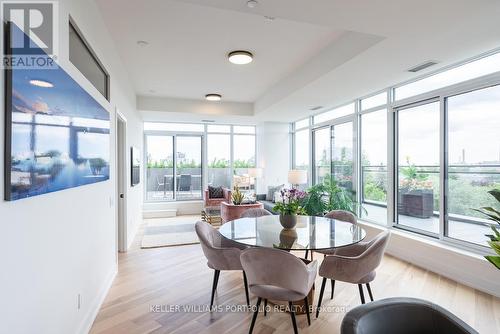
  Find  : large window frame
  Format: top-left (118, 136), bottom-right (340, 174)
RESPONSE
top-left (144, 123), bottom-right (257, 202)
top-left (290, 49), bottom-right (500, 254)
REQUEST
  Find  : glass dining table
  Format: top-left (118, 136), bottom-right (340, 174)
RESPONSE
top-left (219, 215), bottom-right (366, 251)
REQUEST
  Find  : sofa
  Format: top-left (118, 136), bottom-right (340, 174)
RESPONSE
top-left (256, 194), bottom-right (277, 214)
top-left (204, 187), bottom-right (231, 207)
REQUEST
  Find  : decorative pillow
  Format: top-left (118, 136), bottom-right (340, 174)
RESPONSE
top-left (242, 192), bottom-right (256, 204)
top-left (266, 184), bottom-right (284, 201)
top-left (208, 186), bottom-right (224, 199)
top-left (273, 191), bottom-right (283, 203)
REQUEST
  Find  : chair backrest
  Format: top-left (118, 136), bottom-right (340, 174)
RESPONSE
top-left (341, 297), bottom-right (478, 334)
top-left (358, 230), bottom-right (390, 274)
top-left (179, 174), bottom-right (191, 190)
top-left (195, 221), bottom-right (223, 259)
top-left (240, 208), bottom-right (272, 218)
top-left (240, 247), bottom-right (311, 296)
top-left (325, 210), bottom-right (357, 224)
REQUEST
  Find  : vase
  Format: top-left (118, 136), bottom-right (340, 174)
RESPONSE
top-left (279, 228), bottom-right (298, 249)
top-left (279, 214), bottom-right (297, 229)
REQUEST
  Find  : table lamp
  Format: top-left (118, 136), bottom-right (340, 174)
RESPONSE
top-left (288, 169), bottom-right (307, 188)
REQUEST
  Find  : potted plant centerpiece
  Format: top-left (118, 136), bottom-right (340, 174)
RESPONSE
top-left (272, 188), bottom-right (306, 229)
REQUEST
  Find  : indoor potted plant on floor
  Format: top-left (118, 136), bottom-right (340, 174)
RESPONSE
top-left (272, 188), bottom-right (306, 229)
top-left (475, 189), bottom-right (500, 270)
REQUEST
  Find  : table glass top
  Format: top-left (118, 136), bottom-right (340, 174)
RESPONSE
top-left (219, 215), bottom-right (366, 251)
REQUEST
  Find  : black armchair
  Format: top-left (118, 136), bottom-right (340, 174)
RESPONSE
top-left (341, 297), bottom-right (478, 334)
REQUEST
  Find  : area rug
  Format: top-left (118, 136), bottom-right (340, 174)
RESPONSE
top-left (141, 215), bottom-right (200, 249)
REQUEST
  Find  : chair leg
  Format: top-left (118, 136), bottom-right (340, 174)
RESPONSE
top-left (243, 271), bottom-right (250, 306)
top-left (330, 280), bottom-right (335, 299)
top-left (366, 283), bottom-right (374, 302)
top-left (304, 297), bottom-right (311, 326)
top-left (358, 284), bottom-right (365, 304)
top-left (264, 299), bottom-right (268, 316)
top-left (249, 297), bottom-right (262, 334)
top-left (310, 251), bottom-right (314, 261)
top-left (305, 249), bottom-right (309, 260)
top-left (210, 270), bottom-right (220, 309)
top-left (316, 277), bottom-right (327, 318)
top-left (288, 302), bottom-right (298, 334)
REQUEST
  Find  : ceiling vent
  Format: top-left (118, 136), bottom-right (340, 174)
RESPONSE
top-left (408, 61), bottom-right (438, 73)
top-left (201, 119), bottom-right (215, 123)
top-left (309, 106), bottom-right (323, 111)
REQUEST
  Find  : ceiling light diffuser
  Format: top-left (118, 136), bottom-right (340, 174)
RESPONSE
top-left (228, 50), bottom-right (253, 65)
top-left (205, 94), bottom-right (222, 101)
top-left (29, 79), bottom-right (54, 88)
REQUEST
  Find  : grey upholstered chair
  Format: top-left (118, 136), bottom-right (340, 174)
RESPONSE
top-left (341, 297), bottom-right (478, 334)
top-left (240, 208), bottom-right (272, 218)
top-left (305, 210), bottom-right (358, 260)
top-left (195, 221), bottom-right (250, 308)
top-left (316, 230), bottom-right (390, 318)
top-left (240, 247), bottom-right (317, 334)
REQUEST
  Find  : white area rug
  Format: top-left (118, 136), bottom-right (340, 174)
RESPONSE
top-left (141, 215), bottom-right (200, 249)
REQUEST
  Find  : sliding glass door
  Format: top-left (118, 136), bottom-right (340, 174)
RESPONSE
top-left (396, 101), bottom-right (440, 235)
top-left (313, 127), bottom-right (331, 184)
top-left (145, 134), bottom-right (202, 201)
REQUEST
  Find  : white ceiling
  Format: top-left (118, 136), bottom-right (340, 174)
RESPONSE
top-left (96, 0), bottom-right (500, 122)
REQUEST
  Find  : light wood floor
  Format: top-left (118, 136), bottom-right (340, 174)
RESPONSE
top-left (90, 224), bottom-right (500, 334)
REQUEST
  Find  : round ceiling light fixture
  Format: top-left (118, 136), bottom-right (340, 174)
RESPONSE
top-left (137, 40), bottom-right (149, 47)
top-left (247, 0), bottom-right (258, 8)
top-left (205, 93), bottom-right (222, 101)
top-left (228, 50), bottom-right (253, 65)
top-left (29, 79), bottom-right (54, 88)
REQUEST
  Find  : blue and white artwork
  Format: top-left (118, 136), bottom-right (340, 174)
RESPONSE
top-left (5, 24), bottom-right (110, 201)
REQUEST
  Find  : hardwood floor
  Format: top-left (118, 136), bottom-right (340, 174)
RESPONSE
top-left (90, 224), bottom-right (500, 334)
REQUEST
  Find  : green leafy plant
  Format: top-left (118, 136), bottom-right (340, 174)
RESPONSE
top-left (231, 186), bottom-right (244, 205)
top-left (301, 175), bottom-right (363, 216)
top-left (272, 188), bottom-right (307, 215)
top-left (475, 189), bottom-right (500, 270)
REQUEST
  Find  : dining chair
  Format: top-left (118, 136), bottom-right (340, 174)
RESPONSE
top-left (305, 210), bottom-right (358, 261)
top-left (194, 221), bottom-right (250, 308)
top-left (316, 230), bottom-right (390, 318)
top-left (341, 297), bottom-right (478, 334)
top-left (240, 208), bottom-right (272, 218)
top-left (240, 247), bottom-right (317, 334)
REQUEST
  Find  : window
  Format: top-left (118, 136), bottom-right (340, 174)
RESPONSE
top-left (233, 134), bottom-right (256, 190)
top-left (69, 20), bottom-right (109, 100)
top-left (446, 85), bottom-right (500, 246)
top-left (361, 109), bottom-right (387, 224)
top-left (295, 118), bottom-right (309, 130)
top-left (395, 52), bottom-right (500, 100)
top-left (294, 129), bottom-right (309, 171)
top-left (144, 122), bottom-right (204, 132)
top-left (331, 122), bottom-right (354, 191)
top-left (313, 127), bottom-right (331, 184)
top-left (234, 125), bottom-right (255, 134)
top-left (207, 134), bottom-right (231, 188)
top-left (176, 136), bottom-right (202, 200)
top-left (207, 125), bottom-right (230, 133)
top-left (397, 101), bottom-right (440, 234)
top-left (361, 92), bottom-right (387, 110)
top-left (145, 135), bottom-right (174, 201)
top-left (313, 103), bottom-right (355, 125)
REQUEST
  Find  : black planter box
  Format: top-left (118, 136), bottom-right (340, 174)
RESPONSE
top-left (398, 189), bottom-right (434, 219)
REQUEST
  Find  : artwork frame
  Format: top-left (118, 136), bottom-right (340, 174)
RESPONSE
top-left (4, 22), bottom-right (111, 201)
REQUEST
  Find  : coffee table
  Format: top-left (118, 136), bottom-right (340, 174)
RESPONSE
top-left (201, 206), bottom-right (222, 227)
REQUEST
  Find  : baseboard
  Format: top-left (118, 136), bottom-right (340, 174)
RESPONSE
top-left (142, 209), bottom-right (177, 219)
top-left (77, 265), bottom-right (118, 334)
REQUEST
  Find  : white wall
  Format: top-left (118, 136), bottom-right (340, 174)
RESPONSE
top-left (256, 122), bottom-right (290, 194)
top-left (0, 0), bottom-right (143, 333)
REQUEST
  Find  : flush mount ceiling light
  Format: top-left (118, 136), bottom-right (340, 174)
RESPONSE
top-left (247, 0), bottom-right (258, 8)
top-left (137, 40), bottom-right (149, 47)
top-left (228, 50), bottom-right (253, 65)
top-left (205, 94), bottom-right (222, 101)
top-left (29, 79), bottom-right (54, 88)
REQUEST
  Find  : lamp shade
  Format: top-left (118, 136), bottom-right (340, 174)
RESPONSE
top-left (248, 168), bottom-right (263, 178)
top-left (288, 170), bottom-right (307, 185)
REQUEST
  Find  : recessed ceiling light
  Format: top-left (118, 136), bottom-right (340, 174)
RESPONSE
top-left (228, 50), bottom-right (253, 65)
top-left (29, 79), bottom-right (54, 88)
top-left (137, 40), bottom-right (149, 47)
top-left (149, 89), bottom-right (156, 93)
top-left (205, 94), bottom-right (222, 101)
top-left (247, 0), bottom-right (258, 8)
top-left (264, 16), bottom-right (275, 22)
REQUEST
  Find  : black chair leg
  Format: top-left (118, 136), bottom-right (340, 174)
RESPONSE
top-left (243, 271), bottom-right (250, 306)
top-left (366, 283), bottom-right (374, 302)
top-left (249, 297), bottom-right (262, 334)
top-left (289, 302), bottom-right (298, 334)
top-left (305, 249), bottom-right (309, 260)
top-left (210, 270), bottom-right (220, 309)
top-left (264, 299), bottom-right (268, 316)
top-left (358, 284), bottom-right (365, 304)
top-left (304, 297), bottom-right (311, 326)
top-left (330, 280), bottom-right (335, 299)
top-left (316, 277), bottom-right (327, 318)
